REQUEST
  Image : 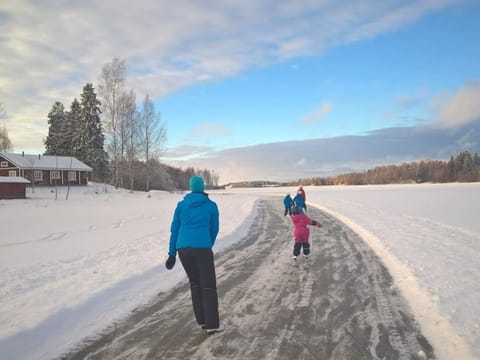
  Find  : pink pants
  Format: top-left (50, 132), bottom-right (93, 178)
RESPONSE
top-left (294, 228), bottom-right (310, 243)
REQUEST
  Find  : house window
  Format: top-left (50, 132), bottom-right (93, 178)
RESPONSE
top-left (51, 170), bottom-right (60, 179)
top-left (1, 161), bottom-right (7, 167)
top-left (34, 171), bottom-right (43, 181)
top-left (68, 171), bottom-right (77, 181)
top-left (9, 170), bottom-right (16, 176)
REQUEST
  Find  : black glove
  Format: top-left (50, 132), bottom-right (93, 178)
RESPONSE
top-left (311, 220), bottom-right (322, 228)
top-left (165, 255), bottom-right (176, 270)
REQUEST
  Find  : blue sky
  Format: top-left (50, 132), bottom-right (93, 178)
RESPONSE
top-left (1, 1), bottom-right (480, 183)
top-left (159, 2), bottom-right (479, 150)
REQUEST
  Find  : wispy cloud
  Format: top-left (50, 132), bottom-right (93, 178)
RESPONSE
top-left (191, 122), bottom-right (232, 136)
top-left (0, 0), bottom-right (460, 152)
top-left (294, 158), bottom-right (308, 168)
top-left (183, 122), bottom-right (232, 145)
top-left (382, 90), bottom-right (430, 127)
top-left (394, 93), bottom-right (428, 109)
top-left (434, 82), bottom-right (480, 128)
top-left (301, 103), bottom-right (333, 124)
top-left (164, 144), bottom-right (215, 160)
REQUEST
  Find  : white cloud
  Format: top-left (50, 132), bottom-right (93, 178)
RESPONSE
top-left (164, 144), bottom-right (215, 160)
top-left (434, 82), bottom-right (480, 127)
top-left (182, 122), bottom-right (232, 144)
top-left (0, 0), bottom-right (460, 152)
top-left (295, 158), bottom-right (308, 167)
top-left (301, 103), bottom-right (333, 123)
top-left (168, 120), bottom-right (480, 184)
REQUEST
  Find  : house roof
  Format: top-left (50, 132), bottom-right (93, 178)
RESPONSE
top-left (1, 153), bottom-right (93, 171)
top-left (0, 176), bottom-right (31, 184)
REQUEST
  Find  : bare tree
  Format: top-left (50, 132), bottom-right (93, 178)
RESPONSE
top-left (98, 58), bottom-right (126, 188)
top-left (0, 124), bottom-right (13, 152)
top-left (139, 94), bottom-right (167, 191)
top-left (120, 90), bottom-right (140, 191)
top-left (0, 103), bottom-right (13, 152)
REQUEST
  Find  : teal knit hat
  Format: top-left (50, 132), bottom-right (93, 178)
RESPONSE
top-left (189, 176), bottom-right (205, 193)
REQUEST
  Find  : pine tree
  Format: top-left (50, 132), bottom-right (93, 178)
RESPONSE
top-left (65, 98), bottom-right (82, 156)
top-left (44, 102), bottom-right (66, 155)
top-left (473, 153), bottom-right (480, 167)
top-left (447, 156), bottom-right (456, 181)
top-left (416, 161), bottom-right (428, 183)
top-left (79, 83), bottom-right (109, 181)
top-left (474, 153), bottom-right (480, 182)
top-left (461, 151), bottom-right (475, 182)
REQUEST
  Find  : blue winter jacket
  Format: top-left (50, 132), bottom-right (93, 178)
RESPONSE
top-left (283, 195), bottom-right (293, 208)
top-left (293, 193), bottom-right (305, 209)
top-left (168, 192), bottom-right (219, 256)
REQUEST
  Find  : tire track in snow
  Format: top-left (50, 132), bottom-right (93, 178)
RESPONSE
top-left (62, 198), bottom-right (435, 360)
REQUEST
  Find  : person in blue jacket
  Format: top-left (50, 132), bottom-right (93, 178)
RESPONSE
top-left (293, 190), bottom-right (306, 213)
top-left (165, 175), bottom-right (224, 335)
top-left (283, 193), bottom-right (293, 216)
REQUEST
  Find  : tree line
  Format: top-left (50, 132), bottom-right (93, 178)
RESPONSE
top-left (42, 57), bottom-right (218, 191)
top-left (289, 151), bottom-right (480, 186)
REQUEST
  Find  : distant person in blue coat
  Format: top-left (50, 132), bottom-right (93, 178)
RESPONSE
top-left (293, 190), bottom-right (306, 212)
top-left (165, 175), bottom-right (224, 335)
top-left (283, 193), bottom-right (293, 216)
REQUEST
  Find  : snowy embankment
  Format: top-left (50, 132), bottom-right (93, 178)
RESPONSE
top-left (0, 183), bottom-right (479, 360)
top-left (0, 185), bottom-right (259, 360)
top-left (307, 183), bottom-right (480, 360)
top-left (237, 183), bottom-right (480, 360)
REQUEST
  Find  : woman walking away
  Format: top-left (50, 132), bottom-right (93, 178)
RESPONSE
top-left (165, 175), bottom-right (224, 335)
top-left (290, 206), bottom-right (322, 262)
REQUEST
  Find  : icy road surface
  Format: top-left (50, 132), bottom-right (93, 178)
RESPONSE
top-left (62, 198), bottom-right (433, 360)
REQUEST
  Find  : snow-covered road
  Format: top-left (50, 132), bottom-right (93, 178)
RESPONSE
top-left (62, 198), bottom-right (432, 360)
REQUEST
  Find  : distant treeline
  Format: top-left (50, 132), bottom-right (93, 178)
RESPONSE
top-left (153, 162), bottom-right (219, 191)
top-left (114, 159), bottom-right (219, 192)
top-left (227, 180), bottom-right (280, 188)
top-left (288, 151), bottom-right (480, 186)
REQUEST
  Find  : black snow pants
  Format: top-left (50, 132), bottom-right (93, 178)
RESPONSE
top-left (293, 242), bottom-right (310, 256)
top-left (178, 248), bottom-right (219, 329)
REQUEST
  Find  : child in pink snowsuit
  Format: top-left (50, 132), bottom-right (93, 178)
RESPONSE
top-left (291, 206), bottom-right (322, 259)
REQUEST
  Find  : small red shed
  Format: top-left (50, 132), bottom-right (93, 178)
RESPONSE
top-left (0, 176), bottom-right (31, 199)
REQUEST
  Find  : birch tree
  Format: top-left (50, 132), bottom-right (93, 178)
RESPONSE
top-left (139, 94), bottom-right (167, 191)
top-left (120, 89), bottom-right (140, 190)
top-left (98, 57), bottom-right (126, 188)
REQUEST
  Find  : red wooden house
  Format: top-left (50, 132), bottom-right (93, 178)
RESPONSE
top-left (0, 152), bottom-right (92, 186)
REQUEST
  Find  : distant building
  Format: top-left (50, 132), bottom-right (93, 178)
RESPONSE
top-left (0, 152), bottom-right (92, 186)
top-left (0, 176), bottom-right (30, 199)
